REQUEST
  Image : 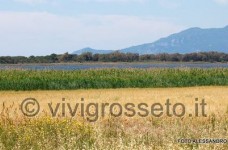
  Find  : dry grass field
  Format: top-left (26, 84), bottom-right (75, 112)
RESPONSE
top-left (1, 86), bottom-right (228, 116)
top-left (0, 86), bottom-right (228, 149)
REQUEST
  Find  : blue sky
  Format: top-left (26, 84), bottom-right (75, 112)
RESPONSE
top-left (0, 0), bottom-right (228, 56)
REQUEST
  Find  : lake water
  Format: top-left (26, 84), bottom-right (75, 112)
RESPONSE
top-left (0, 63), bottom-right (228, 70)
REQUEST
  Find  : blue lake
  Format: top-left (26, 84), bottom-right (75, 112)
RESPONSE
top-left (0, 63), bottom-right (228, 70)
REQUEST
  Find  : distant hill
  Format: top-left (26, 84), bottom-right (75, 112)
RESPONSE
top-left (72, 26), bottom-right (228, 55)
top-left (72, 47), bottom-right (114, 55)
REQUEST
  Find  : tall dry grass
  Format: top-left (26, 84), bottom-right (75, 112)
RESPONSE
top-left (0, 87), bottom-right (227, 149)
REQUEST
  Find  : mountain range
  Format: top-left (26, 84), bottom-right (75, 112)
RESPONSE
top-left (72, 26), bottom-right (228, 55)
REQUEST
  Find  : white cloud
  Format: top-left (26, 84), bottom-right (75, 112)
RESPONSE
top-left (14, 0), bottom-right (48, 4)
top-left (14, 0), bottom-right (146, 4)
top-left (73, 0), bottom-right (146, 2)
top-left (0, 11), bottom-right (183, 56)
top-left (157, 0), bottom-right (183, 9)
top-left (214, 0), bottom-right (228, 4)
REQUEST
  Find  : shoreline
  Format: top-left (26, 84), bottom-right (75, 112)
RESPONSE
top-left (0, 61), bottom-right (228, 66)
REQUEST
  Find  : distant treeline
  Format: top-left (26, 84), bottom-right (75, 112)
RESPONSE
top-left (0, 51), bottom-right (228, 64)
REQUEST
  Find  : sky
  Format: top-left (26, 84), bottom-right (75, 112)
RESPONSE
top-left (0, 0), bottom-right (228, 56)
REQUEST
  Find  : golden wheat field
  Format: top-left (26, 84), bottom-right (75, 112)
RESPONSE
top-left (0, 86), bottom-right (228, 149)
top-left (1, 86), bottom-right (228, 116)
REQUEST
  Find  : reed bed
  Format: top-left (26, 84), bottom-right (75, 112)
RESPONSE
top-left (0, 68), bottom-right (227, 90)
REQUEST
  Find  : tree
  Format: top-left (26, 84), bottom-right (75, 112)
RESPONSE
top-left (59, 52), bottom-right (73, 62)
